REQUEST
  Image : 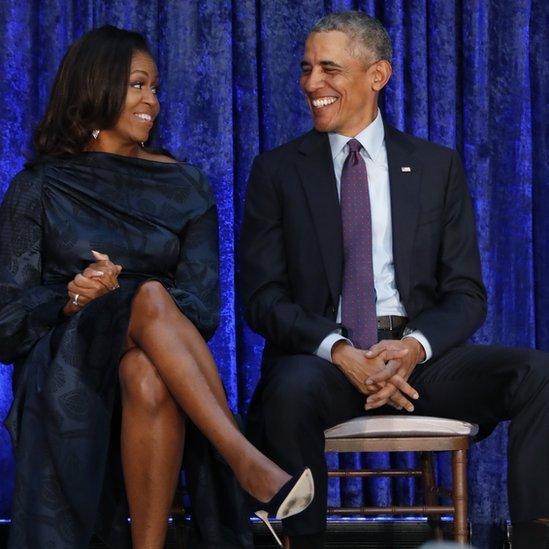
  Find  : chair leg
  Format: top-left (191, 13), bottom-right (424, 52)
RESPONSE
top-left (452, 449), bottom-right (468, 544)
top-left (421, 452), bottom-right (444, 540)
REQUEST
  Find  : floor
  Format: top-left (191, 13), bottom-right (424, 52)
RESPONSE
top-left (0, 519), bottom-right (511, 548)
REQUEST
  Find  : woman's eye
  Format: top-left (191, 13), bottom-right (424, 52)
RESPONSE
top-left (130, 81), bottom-right (158, 95)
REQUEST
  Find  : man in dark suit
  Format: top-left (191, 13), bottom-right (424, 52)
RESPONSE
top-left (240, 11), bottom-right (549, 548)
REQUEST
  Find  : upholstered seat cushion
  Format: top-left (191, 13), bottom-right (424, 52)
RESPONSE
top-left (324, 415), bottom-right (479, 438)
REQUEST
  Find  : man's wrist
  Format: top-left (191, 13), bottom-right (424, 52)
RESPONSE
top-left (331, 338), bottom-right (351, 363)
top-left (315, 332), bottom-right (352, 363)
top-left (402, 329), bottom-right (432, 362)
top-left (402, 336), bottom-right (426, 363)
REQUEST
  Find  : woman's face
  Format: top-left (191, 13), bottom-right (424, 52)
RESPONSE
top-left (108, 51), bottom-right (160, 145)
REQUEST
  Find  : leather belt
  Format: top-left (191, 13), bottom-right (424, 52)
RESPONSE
top-left (377, 316), bottom-right (408, 330)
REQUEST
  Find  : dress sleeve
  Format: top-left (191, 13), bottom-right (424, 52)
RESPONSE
top-left (167, 169), bottom-right (220, 341)
top-left (0, 168), bottom-right (67, 363)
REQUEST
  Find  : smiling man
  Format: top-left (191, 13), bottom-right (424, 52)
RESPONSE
top-left (240, 11), bottom-right (549, 548)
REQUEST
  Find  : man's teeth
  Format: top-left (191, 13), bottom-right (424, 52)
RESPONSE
top-left (312, 97), bottom-right (337, 108)
top-left (134, 113), bottom-right (152, 121)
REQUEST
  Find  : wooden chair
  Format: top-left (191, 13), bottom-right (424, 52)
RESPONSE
top-left (324, 415), bottom-right (479, 544)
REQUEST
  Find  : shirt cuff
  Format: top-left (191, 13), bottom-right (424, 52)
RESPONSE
top-left (315, 332), bottom-right (353, 363)
top-left (402, 330), bottom-right (432, 362)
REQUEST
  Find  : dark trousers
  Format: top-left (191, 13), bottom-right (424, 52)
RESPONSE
top-left (247, 340), bottom-right (549, 536)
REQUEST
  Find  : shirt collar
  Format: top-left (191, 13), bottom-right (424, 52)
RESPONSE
top-left (328, 110), bottom-right (385, 161)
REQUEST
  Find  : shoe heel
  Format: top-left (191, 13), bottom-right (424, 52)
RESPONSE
top-left (255, 509), bottom-right (283, 547)
top-left (276, 468), bottom-right (314, 519)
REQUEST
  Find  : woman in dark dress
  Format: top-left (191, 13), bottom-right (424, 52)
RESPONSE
top-left (0, 26), bottom-right (313, 549)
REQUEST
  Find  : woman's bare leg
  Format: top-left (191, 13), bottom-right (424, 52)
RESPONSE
top-left (120, 347), bottom-right (185, 549)
top-left (127, 281), bottom-right (290, 501)
top-left (168, 310), bottom-right (237, 428)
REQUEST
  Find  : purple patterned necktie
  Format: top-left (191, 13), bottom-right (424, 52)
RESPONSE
top-left (341, 139), bottom-right (377, 350)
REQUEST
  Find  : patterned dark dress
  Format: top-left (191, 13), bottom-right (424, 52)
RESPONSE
top-left (0, 153), bottom-right (252, 548)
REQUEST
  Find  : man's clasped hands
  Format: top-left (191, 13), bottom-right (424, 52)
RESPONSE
top-left (331, 336), bottom-right (425, 412)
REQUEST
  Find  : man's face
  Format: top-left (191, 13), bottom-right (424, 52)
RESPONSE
top-left (299, 30), bottom-right (385, 136)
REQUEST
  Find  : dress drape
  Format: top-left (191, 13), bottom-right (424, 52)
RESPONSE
top-left (0, 153), bottom-right (252, 548)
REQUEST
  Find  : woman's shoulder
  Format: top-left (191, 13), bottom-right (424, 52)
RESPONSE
top-left (7, 164), bottom-right (45, 195)
top-left (1, 164), bottom-right (46, 214)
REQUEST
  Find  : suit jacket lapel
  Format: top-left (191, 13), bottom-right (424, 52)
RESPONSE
top-left (297, 131), bottom-right (343, 306)
top-left (385, 124), bottom-right (421, 302)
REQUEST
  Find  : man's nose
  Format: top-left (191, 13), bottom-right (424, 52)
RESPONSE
top-left (302, 67), bottom-right (325, 92)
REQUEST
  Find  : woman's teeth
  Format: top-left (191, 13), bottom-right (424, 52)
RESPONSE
top-left (134, 113), bottom-right (152, 121)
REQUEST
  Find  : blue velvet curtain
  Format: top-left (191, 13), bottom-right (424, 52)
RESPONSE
top-left (0, 0), bottom-right (547, 533)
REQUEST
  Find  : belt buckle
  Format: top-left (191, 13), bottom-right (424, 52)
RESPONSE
top-left (388, 316), bottom-right (393, 331)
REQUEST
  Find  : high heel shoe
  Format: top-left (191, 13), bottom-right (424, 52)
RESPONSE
top-left (253, 468), bottom-right (315, 547)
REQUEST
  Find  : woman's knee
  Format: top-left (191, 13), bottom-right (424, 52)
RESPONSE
top-left (119, 348), bottom-right (173, 414)
top-left (132, 280), bottom-right (172, 320)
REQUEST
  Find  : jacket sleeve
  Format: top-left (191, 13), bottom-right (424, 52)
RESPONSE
top-left (167, 170), bottom-right (220, 341)
top-left (0, 168), bottom-right (67, 363)
top-left (240, 156), bottom-right (339, 354)
top-left (406, 150), bottom-right (487, 359)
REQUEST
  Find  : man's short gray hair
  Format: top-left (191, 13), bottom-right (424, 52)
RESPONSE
top-left (311, 11), bottom-right (392, 65)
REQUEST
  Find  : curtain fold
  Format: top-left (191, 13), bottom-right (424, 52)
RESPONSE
top-left (0, 0), bottom-right (547, 529)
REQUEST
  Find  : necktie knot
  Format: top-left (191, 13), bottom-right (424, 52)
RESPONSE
top-left (347, 139), bottom-right (362, 154)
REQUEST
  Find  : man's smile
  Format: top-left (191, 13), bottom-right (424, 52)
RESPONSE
top-left (311, 96), bottom-right (339, 108)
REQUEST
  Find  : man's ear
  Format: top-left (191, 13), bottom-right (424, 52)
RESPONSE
top-left (371, 60), bottom-right (392, 92)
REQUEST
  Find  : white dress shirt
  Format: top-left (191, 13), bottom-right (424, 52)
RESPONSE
top-left (314, 111), bottom-right (432, 362)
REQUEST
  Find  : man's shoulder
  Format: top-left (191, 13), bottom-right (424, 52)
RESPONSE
top-left (385, 124), bottom-right (457, 161)
top-left (253, 130), bottom-right (320, 167)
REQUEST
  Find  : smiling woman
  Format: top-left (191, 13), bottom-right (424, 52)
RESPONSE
top-left (0, 25), bottom-right (314, 549)
top-left (33, 26), bottom-right (170, 163)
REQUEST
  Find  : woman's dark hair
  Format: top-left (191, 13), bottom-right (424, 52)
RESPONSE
top-left (33, 25), bottom-right (153, 158)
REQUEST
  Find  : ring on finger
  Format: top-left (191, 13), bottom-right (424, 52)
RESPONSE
top-left (71, 294), bottom-right (81, 307)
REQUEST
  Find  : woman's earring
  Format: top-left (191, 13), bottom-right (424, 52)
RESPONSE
top-left (140, 142), bottom-right (145, 148)
top-left (92, 129), bottom-right (100, 140)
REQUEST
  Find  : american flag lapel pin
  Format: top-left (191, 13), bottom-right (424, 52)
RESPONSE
top-left (401, 166), bottom-right (412, 173)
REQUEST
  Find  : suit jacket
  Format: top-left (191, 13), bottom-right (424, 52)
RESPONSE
top-left (240, 124), bottom-right (487, 362)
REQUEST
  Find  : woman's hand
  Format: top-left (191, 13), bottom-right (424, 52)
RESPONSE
top-left (62, 251), bottom-right (122, 315)
top-left (84, 251), bottom-right (122, 290)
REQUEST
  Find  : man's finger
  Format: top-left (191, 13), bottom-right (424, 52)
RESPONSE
top-left (365, 340), bottom-right (392, 357)
top-left (379, 348), bottom-right (409, 362)
top-left (365, 359), bottom-right (401, 385)
top-left (367, 384), bottom-right (415, 412)
top-left (388, 374), bottom-right (419, 401)
top-left (365, 354), bottom-right (409, 384)
top-left (388, 390), bottom-right (414, 412)
top-left (366, 383), bottom-right (397, 406)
